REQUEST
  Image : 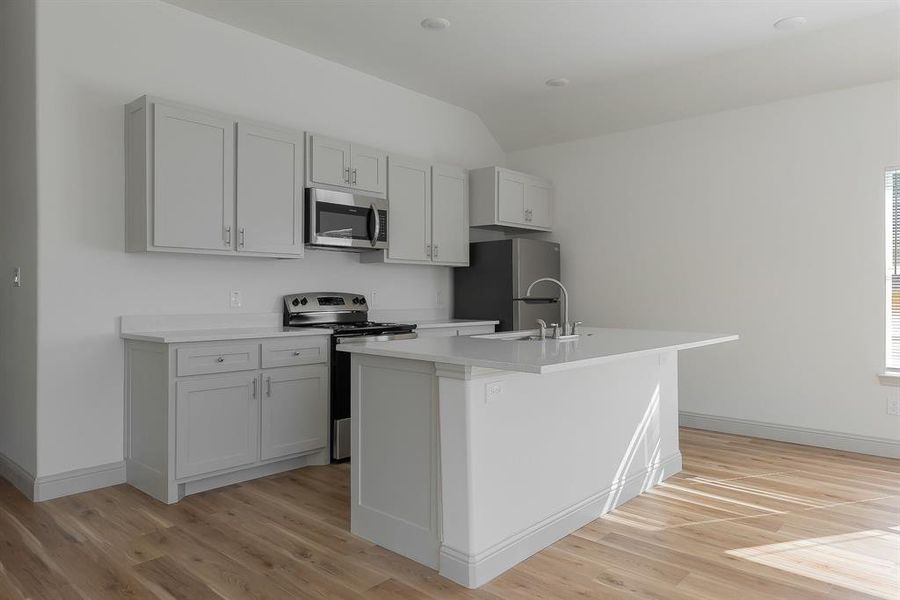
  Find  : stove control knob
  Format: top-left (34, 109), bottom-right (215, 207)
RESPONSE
top-left (359, 297), bottom-right (366, 304)
top-left (352, 297), bottom-right (359, 304)
top-left (291, 298), bottom-right (300, 307)
top-left (300, 297), bottom-right (308, 306)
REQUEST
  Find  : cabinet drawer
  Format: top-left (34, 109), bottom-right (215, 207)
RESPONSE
top-left (261, 338), bottom-right (328, 368)
top-left (176, 343), bottom-right (260, 376)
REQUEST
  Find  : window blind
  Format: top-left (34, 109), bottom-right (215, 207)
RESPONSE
top-left (888, 169), bottom-right (900, 370)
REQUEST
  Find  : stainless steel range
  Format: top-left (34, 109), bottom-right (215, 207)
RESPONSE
top-left (283, 292), bottom-right (417, 461)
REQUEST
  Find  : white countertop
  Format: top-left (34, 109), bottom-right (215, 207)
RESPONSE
top-left (412, 319), bottom-right (499, 330)
top-left (121, 327), bottom-right (333, 344)
top-left (337, 327), bottom-right (738, 374)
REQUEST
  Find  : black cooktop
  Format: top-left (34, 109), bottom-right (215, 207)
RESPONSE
top-left (290, 321), bottom-right (416, 336)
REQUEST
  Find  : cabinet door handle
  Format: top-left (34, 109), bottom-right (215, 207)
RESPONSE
top-left (252, 377), bottom-right (257, 398)
top-left (239, 228), bottom-right (245, 248)
top-left (224, 226), bottom-right (231, 246)
top-left (433, 244), bottom-right (439, 259)
top-left (425, 243), bottom-right (432, 258)
top-left (352, 168), bottom-right (358, 185)
top-left (266, 376), bottom-right (272, 397)
top-left (344, 167), bottom-right (350, 183)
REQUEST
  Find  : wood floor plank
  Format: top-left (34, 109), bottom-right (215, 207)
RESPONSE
top-left (0, 428), bottom-right (895, 600)
top-left (133, 555), bottom-right (225, 600)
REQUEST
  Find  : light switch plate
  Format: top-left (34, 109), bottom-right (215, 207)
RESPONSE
top-left (229, 290), bottom-right (242, 309)
top-left (887, 397), bottom-right (900, 416)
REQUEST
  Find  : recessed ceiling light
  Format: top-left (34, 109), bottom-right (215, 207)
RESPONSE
top-left (773, 16), bottom-right (807, 31)
top-left (420, 17), bottom-right (451, 30)
top-left (545, 78), bottom-right (570, 88)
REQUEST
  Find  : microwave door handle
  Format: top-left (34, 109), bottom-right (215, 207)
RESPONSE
top-left (369, 203), bottom-right (380, 246)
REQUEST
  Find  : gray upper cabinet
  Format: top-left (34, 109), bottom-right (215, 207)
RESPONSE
top-left (125, 96), bottom-right (304, 259)
top-left (237, 122), bottom-right (304, 256)
top-left (362, 160), bottom-right (469, 267)
top-left (469, 166), bottom-right (553, 232)
top-left (151, 103), bottom-right (235, 252)
top-left (306, 133), bottom-right (387, 197)
top-left (387, 155), bottom-right (431, 262)
top-left (430, 165), bottom-right (469, 266)
top-left (308, 134), bottom-right (351, 188)
top-left (350, 143), bottom-right (388, 195)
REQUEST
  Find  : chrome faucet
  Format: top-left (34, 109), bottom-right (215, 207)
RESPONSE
top-left (536, 318), bottom-right (548, 340)
top-left (526, 277), bottom-right (579, 338)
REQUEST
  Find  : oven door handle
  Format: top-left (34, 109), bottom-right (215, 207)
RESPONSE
top-left (368, 203), bottom-right (380, 247)
top-left (336, 332), bottom-right (417, 344)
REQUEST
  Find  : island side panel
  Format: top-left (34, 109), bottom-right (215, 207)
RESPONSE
top-left (438, 351), bottom-right (681, 588)
top-left (350, 353), bottom-right (442, 568)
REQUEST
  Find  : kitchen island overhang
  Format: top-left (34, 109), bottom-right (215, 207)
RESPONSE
top-left (339, 327), bottom-right (737, 588)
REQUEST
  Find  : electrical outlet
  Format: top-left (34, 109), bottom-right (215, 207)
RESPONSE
top-left (369, 290), bottom-right (378, 307)
top-left (229, 290), bottom-right (242, 309)
top-left (435, 289), bottom-right (444, 307)
top-left (887, 397), bottom-right (900, 416)
top-left (485, 382), bottom-right (503, 403)
top-left (12, 267), bottom-right (20, 288)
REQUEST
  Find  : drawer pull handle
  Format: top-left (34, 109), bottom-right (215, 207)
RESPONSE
top-left (293, 351), bottom-right (302, 356)
top-left (216, 356), bottom-right (225, 363)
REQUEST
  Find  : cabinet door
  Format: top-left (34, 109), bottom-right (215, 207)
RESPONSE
top-left (237, 123), bottom-right (304, 256)
top-left (351, 144), bottom-right (387, 195)
top-left (431, 165), bottom-right (469, 266)
top-left (260, 365), bottom-right (328, 461)
top-left (153, 103), bottom-right (235, 251)
top-left (309, 134), bottom-right (351, 188)
top-left (387, 156), bottom-right (431, 262)
top-left (175, 373), bottom-right (259, 479)
top-left (525, 178), bottom-right (552, 229)
top-left (497, 169), bottom-right (527, 225)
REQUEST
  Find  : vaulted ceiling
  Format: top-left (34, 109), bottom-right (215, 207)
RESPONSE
top-left (165, 0), bottom-right (900, 150)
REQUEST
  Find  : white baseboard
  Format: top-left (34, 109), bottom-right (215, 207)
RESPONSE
top-left (0, 452), bottom-right (36, 501)
top-left (33, 461), bottom-right (126, 502)
top-left (679, 411), bottom-right (900, 459)
top-left (438, 452), bottom-right (683, 589)
top-left (181, 451), bottom-right (326, 499)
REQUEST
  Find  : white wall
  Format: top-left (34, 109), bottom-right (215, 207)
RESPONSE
top-left (509, 81), bottom-right (900, 443)
top-left (35, 0), bottom-right (504, 477)
top-left (0, 0), bottom-right (38, 477)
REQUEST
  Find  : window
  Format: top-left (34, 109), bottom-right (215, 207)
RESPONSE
top-left (887, 168), bottom-right (900, 371)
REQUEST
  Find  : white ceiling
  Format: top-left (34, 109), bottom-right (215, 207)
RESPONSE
top-left (164, 0), bottom-right (900, 150)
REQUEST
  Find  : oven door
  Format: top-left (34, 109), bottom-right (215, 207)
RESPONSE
top-left (331, 331), bottom-right (416, 461)
top-left (307, 188), bottom-right (388, 249)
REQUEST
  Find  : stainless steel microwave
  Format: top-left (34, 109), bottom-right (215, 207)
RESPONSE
top-left (306, 188), bottom-right (388, 251)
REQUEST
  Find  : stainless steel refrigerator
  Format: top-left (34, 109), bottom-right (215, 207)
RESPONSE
top-left (453, 239), bottom-right (561, 332)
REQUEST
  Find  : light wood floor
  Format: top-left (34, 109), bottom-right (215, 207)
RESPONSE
top-left (0, 428), bottom-right (897, 599)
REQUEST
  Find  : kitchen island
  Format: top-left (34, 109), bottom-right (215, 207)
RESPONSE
top-left (338, 327), bottom-right (737, 588)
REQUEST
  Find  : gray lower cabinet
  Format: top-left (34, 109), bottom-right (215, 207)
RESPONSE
top-left (261, 365), bottom-right (328, 460)
top-left (125, 335), bottom-right (329, 504)
top-left (175, 373), bottom-right (260, 479)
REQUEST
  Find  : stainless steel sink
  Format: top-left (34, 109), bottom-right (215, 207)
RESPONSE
top-left (473, 329), bottom-right (591, 342)
top-left (472, 330), bottom-right (545, 341)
